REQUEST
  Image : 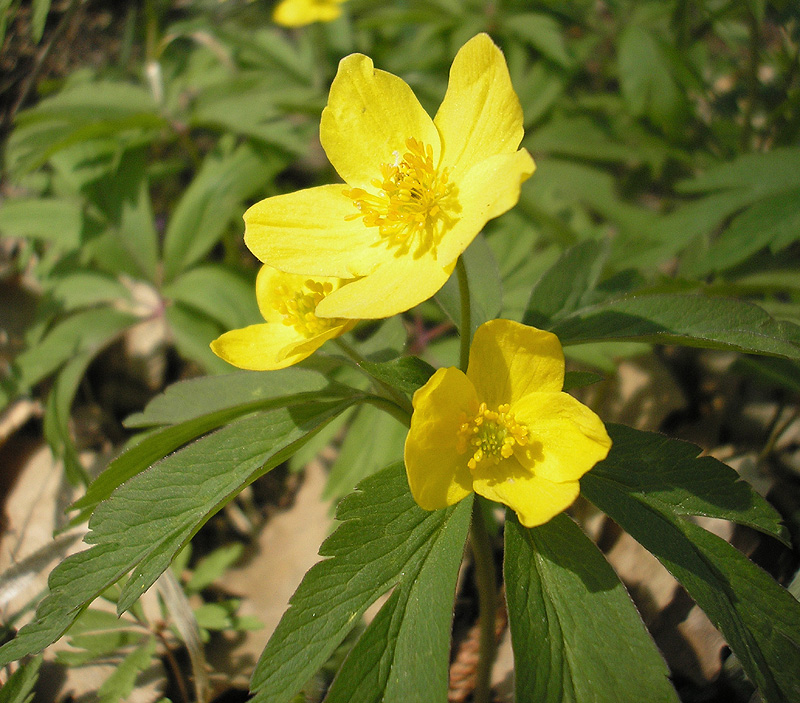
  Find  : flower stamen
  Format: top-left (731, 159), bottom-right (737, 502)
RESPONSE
top-left (272, 279), bottom-right (344, 337)
top-left (343, 137), bottom-right (457, 257)
top-left (456, 402), bottom-right (529, 472)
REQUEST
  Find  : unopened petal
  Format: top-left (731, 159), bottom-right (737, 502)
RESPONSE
top-left (210, 323), bottom-right (324, 371)
top-left (321, 54), bottom-right (440, 190)
top-left (404, 367), bottom-right (478, 511)
top-left (473, 471), bottom-right (580, 528)
top-left (435, 34), bottom-right (525, 180)
top-left (512, 392), bottom-right (612, 483)
top-left (315, 252), bottom-right (454, 319)
top-left (467, 319), bottom-right (565, 408)
top-left (244, 185), bottom-right (389, 279)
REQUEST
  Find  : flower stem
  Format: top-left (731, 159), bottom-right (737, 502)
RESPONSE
top-left (470, 498), bottom-right (497, 703)
top-left (334, 338), bottom-right (414, 417)
top-left (456, 256), bottom-right (471, 373)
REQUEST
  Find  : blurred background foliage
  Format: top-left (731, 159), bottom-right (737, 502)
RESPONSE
top-left (1, 0), bottom-right (799, 700)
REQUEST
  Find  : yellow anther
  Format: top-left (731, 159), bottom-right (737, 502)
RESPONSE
top-left (343, 138), bottom-right (457, 257)
top-left (272, 279), bottom-right (344, 338)
top-left (456, 402), bottom-right (529, 472)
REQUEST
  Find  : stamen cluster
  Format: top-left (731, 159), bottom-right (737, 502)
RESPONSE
top-left (273, 280), bottom-right (340, 337)
top-left (343, 138), bottom-right (454, 256)
top-left (456, 402), bottom-right (529, 472)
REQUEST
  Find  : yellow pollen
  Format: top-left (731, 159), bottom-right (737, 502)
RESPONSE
top-left (456, 403), bottom-right (529, 472)
top-left (272, 279), bottom-right (342, 338)
top-left (343, 137), bottom-right (456, 257)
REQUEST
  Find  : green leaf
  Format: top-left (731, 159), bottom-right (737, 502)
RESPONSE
top-left (0, 399), bottom-right (354, 664)
top-left (185, 544), bottom-right (244, 594)
top-left (618, 25), bottom-right (689, 137)
top-left (163, 264), bottom-right (260, 330)
top-left (356, 356), bottom-right (436, 396)
top-left (324, 406), bottom-right (408, 501)
top-left (683, 187), bottom-right (800, 275)
top-left (436, 233), bottom-right (502, 339)
top-left (525, 239), bottom-right (607, 328)
top-left (48, 271), bottom-right (132, 310)
top-left (325, 491), bottom-right (469, 702)
top-left (73, 368), bottom-right (348, 518)
top-left (550, 294), bottom-right (800, 360)
top-left (0, 197), bottom-right (84, 248)
top-left (125, 367), bottom-right (335, 428)
top-left (582, 425), bottom-right (800, 703)
top-left (97, 636), bottom-right (157, 703)
top-left (733, 356), bottom-right (800, 394)
top-left (563, 370), bottom-right (604, 391)
top-left (13, 308), bottom-right (138, 389)
top-left (30, 0), bottom-right (51, 43)
top-left (42, 350), bottom-right (94, 486)
top-left (504, 13), bottom-right (572, 67)
top-left (0, 654), bottom-right (42, 703)
top-left (505, 513), bottom-right (678, 703)
top-left (162, 145), bottom-right (283, 281)
top-left (250, 463), bottom-right (473, 703)
top-left (164, 302), bottom-right (232, 374)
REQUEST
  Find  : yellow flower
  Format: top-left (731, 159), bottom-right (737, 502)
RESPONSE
top-left (210, 264), bottom-right (356, 370)
top-left (273, 0), bottom-right (346, 27)
top-left (404, 319), bottom-right (612, 527)
top-left (243, 33), bottom-right (535, 319)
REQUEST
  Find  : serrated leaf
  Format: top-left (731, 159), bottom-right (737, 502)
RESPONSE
top-left (0, 399), bottom-right (354, 664)
top-left (550, 294), bottom-right (800, 360)
top-left (126, 367), bottom-right (335, 428)
top-left (582, 425), bottom-right (800, 703)
top-left (505, 513), bottom-right (678, 703)
top-left (250, 463), bottom-right (473, 703)
top-left (325, 494), bottom-right (469, 702)
top-left (436, 233), bottom-right (502, 339)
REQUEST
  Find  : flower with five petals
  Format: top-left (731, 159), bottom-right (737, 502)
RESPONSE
top-left (210, 264), bottom-right (355, 370)
top-left (243, 33), bottom-right (535, 320)
top-left (404, 319), bottom-right (612, 527)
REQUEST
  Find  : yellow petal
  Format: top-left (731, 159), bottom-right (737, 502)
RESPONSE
top-left (434, 34), bottom-right (525, 180)
top-left (473, 470), bottom-right (580, 528)
top-left (273, 0), bottom-right (343, 27)
top-left (315, 251), bottom-right (455, 319)
top-left (321, 54), bottom-right (440, 190)
top-left (437, 149), bottom-right (535, 266)
top-left (512, 391), bottom-right (612, 483)
top-left (210, 323), bottom-right (319, 371)
top-left (467, 319), bottom-right (565, 408)
top-left (404, 367), bottom-right (478, 511)
top-left (244, 184), bottom-right (389, 279)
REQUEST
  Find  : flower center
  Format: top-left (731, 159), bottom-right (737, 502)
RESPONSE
top-left (456, 403), bottom-right (529, 472)
top-left (343, 137), bottom-right (456, 257)
top-left (272, 279), bottom-right (342, 337)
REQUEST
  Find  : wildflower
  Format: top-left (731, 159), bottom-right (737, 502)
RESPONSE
top-left (243, 33), bottom-right (535, 319)
top-left (404, 319), bottom-right (611, 527)
top-left (273, 0), bottom-right (346, 27)
top-left (210, 265), bottom-right (355, 370)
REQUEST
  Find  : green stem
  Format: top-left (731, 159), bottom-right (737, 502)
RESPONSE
top-left (334, 338), bottom-right (414, 417)
top-left (456, 256), bottom-right (471, 373)
top-left (361, 394), bottom-right (412, 428)
top-left (470, 499), bottom-right (497, 703)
